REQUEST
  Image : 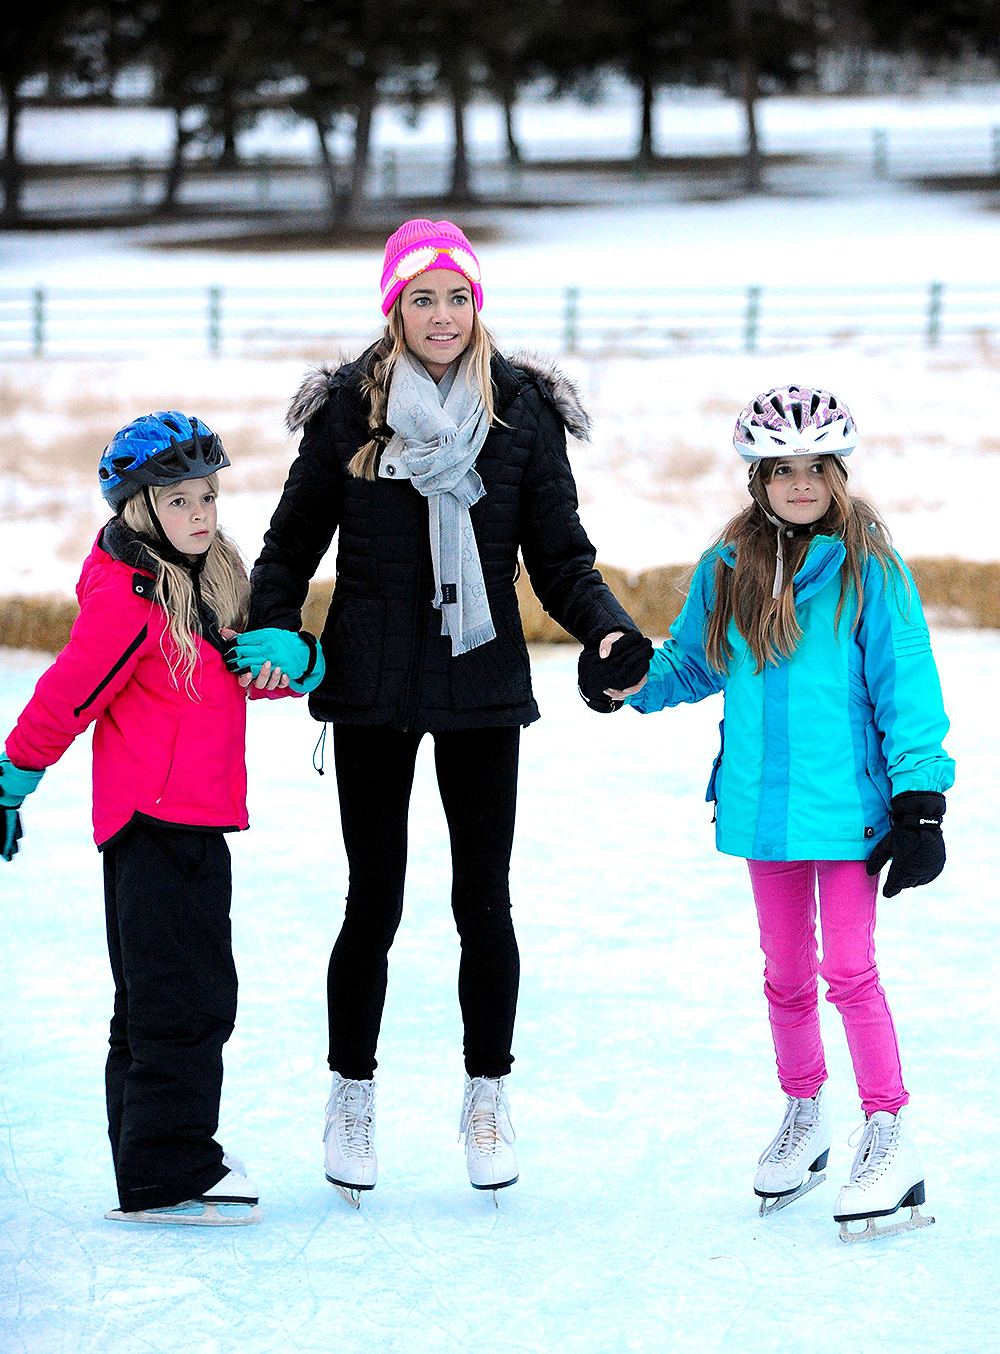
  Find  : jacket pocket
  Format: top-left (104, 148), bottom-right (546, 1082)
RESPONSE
top-left (321, 593), bottom-right (386, 709)
top-left (705, 719), bottom-right (725, 804)
top-left (864, 724), bottom-right (892, 811)
top-left (449, 592), bottom-right (532, 712)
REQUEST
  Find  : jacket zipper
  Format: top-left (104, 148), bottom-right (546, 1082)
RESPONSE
top-left (73, 624), bottom-right (148, 718)
top-left (399, 531), bottom-right (432, 731)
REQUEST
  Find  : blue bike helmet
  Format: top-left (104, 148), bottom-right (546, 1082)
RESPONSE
top-left (98, 412), bottom-right (229, 513)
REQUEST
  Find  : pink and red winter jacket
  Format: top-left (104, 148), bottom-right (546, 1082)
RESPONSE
top-left (6, 531), bottom-right (276, 847)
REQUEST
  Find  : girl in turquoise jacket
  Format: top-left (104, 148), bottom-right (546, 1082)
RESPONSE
top-left (613, 385), bottom-right (953, 1241)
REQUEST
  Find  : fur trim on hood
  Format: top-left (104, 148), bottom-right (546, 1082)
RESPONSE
top-left (285, 349), bottom-right (591, 441)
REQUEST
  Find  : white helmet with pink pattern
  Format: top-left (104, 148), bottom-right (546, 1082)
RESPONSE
top-left (733, 384), bottom-right (858, 463)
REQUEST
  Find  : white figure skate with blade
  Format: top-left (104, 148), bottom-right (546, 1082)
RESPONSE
top-left (460, 1074), bottom-right (518, 1205)
top-left (324, 1074), bottom-right (378, 1208)
top-left (105, 1152), bottom-right (262, 1226)
top-left (835, 1106), bottom-right (934, 1242)
top-left (754, 1087), bottom-right (831, 1216)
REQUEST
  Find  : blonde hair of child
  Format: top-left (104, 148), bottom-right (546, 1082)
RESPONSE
top-left (122, 474), bottom-right (250, 692)
top-left (348, 299), bottom-right (499, 480)
top-left (704, 455), bottom-right (899, 676)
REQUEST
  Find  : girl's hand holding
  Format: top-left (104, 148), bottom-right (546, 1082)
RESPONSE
top-left (220, 629), bottom-right (289, 690)
top-left (578, 630), bottom-right (652, 711)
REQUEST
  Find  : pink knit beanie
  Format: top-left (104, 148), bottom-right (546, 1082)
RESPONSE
top-left (380, 219), bottom-right (484, 316)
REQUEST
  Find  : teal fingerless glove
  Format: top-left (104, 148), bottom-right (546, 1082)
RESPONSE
top-left (1, 754), bottom-right (45, 863)
top-left (0, 754), bottom-right (45, 807)
top-left (224, 628), bottom-right (325, 693)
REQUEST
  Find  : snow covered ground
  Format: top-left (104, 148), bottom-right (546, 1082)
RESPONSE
top-left (1, 635), bottom-right (998, 1354)
top-left (2, 339), bottom-right (999, 600)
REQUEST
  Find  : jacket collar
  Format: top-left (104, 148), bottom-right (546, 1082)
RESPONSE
top-left (717, 534), bottom-right (846, 602)
top-left (98, 519), bottom-right (224, 653)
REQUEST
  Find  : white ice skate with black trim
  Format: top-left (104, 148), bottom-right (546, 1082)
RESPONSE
top-left (835, 1106), bottom-right (935, 1242)
top-left (324, 1074), bottom-right (378, 1208)
top-left (460, 1075), bottom-right (518, 1205)
top-left (105, 1152), bottom-right (263, 1226)
top-left (754, 1088), bottom-right (831, 1217)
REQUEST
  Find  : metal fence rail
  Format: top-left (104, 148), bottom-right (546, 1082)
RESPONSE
top-left (3, 280), bottom-right (1000, 359)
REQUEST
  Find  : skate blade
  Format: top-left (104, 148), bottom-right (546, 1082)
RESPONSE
top-left (332, 1184), bottom-right (364, 1210)
top-left (757, 1170), bottom-right (826, 1217)
top-left (105, 1201), bottom-right (263, 1227)
top-left (839, 1205), bottom-right (935, 1244)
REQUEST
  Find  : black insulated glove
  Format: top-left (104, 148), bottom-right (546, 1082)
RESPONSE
top-left (578, 631), bottom-right (653, 714)
top-left (866, 790), bottom-right (946, 898)
top-left (2, 806), bottom-right (23, 863)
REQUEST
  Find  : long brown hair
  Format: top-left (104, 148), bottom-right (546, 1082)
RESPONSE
top-left (122, 475), bottom-right (250, 693)
top-left (348, 299), bottom-right (499, 480)
top-left (704, 455), bottom-right (898, 675)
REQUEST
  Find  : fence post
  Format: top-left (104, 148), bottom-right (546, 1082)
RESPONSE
top-left (744, 284), bottom-right (761, 353)
top-left (992, 126), bottom-right (1000, 176)
top-left (32, 286), bottom-right (45, 357)
top-left (256, 153), bottom-right (271, 203)
top-left (563, 285), bottom-right (580, 352)
top-left (382, 150), bottom-right (397, 199)
top-left (129, 156), bottom-right (144, 207)
top-left (925, 279), bottom-right (944, 347)
top-left (207, 285), bottom-right (222, 355)
top-left (872, 127), bottom-right (888, 178)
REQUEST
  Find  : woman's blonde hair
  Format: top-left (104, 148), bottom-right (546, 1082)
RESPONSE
top-left (122, 474), bottom-right (250, 693)
top-left (348, 298), bottom-right (499, 480)
top-left (704, 454), bottom-right (898, 675)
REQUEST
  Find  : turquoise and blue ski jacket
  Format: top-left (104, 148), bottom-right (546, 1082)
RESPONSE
top-left (628, 536), bottom-right (954, 862)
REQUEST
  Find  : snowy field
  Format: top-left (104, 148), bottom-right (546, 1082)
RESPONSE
top-left (2, 339), bottom-right (999, 600)
top-left (1, 635), bottom-right (998, 1354)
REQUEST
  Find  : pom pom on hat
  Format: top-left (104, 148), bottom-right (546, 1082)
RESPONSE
top-left (380, 219), bottom-right (484, 316)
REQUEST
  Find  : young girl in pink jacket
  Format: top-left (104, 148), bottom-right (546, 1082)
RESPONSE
top-left (0, 413), bottom-right (323, 1226)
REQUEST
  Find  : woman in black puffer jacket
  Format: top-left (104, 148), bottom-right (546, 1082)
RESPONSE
top-left (232, 219), bottom-right (650, 1202)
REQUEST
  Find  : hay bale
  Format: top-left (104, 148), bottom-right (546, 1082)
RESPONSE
top-left (907, 557), bottom-right (1000, 629)
top-left (0, 594), bottom-right (79, 654)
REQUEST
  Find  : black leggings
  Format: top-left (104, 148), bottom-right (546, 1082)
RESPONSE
top-left (329, 724), bottom-right (520, 1080)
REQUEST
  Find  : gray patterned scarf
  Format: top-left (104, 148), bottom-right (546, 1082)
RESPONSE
top-left (383, 350), bottom-right (495, 655)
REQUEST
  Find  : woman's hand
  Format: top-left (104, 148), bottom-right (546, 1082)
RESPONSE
top-left (578, 630), bottom-right (652, 711)
top-left (600, 632), bottom-right (649, 700)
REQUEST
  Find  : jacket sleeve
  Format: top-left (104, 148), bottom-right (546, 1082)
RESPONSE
top-left (248, 392), bottom-right (346, 631)
top-left (517, 394), bottom-right (638, 646)
top-left (5, 571), bottom-right (153, 771)
top-left (857, 553), bottom-right (954, 795)
top-left (628, 555), bottom-right (725, 713)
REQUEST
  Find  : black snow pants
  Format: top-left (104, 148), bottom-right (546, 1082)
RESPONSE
top-left (103, 821), bottom-right (236, 1212)
top-left (328, 724), bottom-right (521, 1082)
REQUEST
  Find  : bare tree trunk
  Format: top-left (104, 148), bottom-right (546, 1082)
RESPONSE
top-left (449, 63), bottom-right (472, 200)
top-left (160, 106), bottom-right (195, 212)
top-left (637, 67), bottom-right (655, 164)
top-left (501, 84), bottom-right (522, 165)
top-left (344, 72), bottom-right (376, 225)
top-left (1, 76), bottom-right (24, 225)
top-left (730, 0), bottom-right (762, 192)
top-left (313, 113), bottom-right (342, 224)
top-left (216, 92), bottom-right (239, 168)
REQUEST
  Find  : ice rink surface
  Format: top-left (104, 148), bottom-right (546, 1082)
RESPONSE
top-left (1, 635), bottom-right (997, 1354)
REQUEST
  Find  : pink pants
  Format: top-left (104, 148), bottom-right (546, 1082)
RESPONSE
top-left (746, 859), bottom-right (908, 1117)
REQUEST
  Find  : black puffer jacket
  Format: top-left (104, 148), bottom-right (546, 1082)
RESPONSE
top-left (248, 347), bottom-right (637, 731)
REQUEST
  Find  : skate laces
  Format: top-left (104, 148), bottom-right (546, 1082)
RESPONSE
top-left (325, 1078), bottom-right (376, 1160)
top-left (459, 1077), bottom-right (514, 1154)
top-left (758, 1094), bottom-right (820, 1166)
top-left (847, 1112), bottom-right (898, 1186)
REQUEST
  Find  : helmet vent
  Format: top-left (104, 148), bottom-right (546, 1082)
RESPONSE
top-left (810, 393), bottom-right (821, 416)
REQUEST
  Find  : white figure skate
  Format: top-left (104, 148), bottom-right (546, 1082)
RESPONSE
top-left (754, 1088), bottom-right (831, 1217)
top-left (105, 1152), bottom-right (262, 1226)
top-left (324, 1074), bottom-right (378, 1208)
top-left (835, 1106), bottom-right (935, 1242)
top-left (459, 1075), bottom-right (518, 1205)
